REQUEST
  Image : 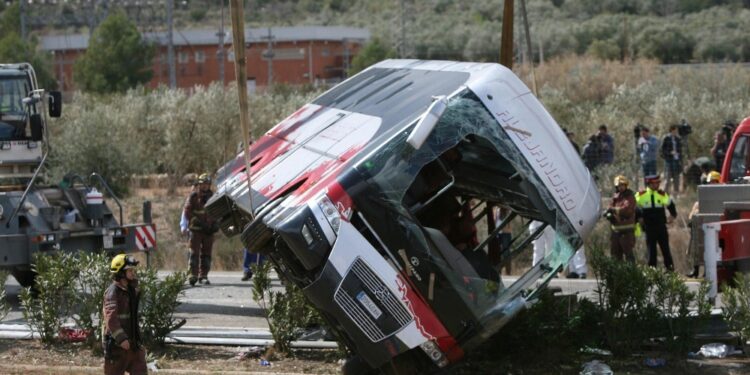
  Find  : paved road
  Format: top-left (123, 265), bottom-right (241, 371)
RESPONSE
top-left (2, 272), bottom-right (707, 329)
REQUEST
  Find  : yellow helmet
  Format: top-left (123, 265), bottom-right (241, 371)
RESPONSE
top-left (110, 254), bottom-right (139, 274)
top-left (613, 175), bottom-right (629, 186)
top-left (707, 171), bottom-right (721, 183)
top-left (197, 173), bottom-right (212, 184)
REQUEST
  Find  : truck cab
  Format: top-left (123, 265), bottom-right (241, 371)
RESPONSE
top-left (0, 63), bottom-right (154, 287)
top-left (720, 117), bottom-right (750, 184)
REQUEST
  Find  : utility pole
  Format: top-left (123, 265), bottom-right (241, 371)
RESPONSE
top-left (229, 0), bottom-right (254, 217)
top-left (262, 27), bottom-right (275, 87)
top-left (218, 1), bottom-right (226, 85)
top-left (500, 0), bottom-right (514, 69)
top-left (343, 39), bottom-right (350, 78)
top-left (399, 0), bottom-right (406, 58)
top-left (167, 0), bottom-right (176, 89)
top-left (520, 0), bottom-right (538, 97)
top-left (19, 0), bottom-right (27, 41)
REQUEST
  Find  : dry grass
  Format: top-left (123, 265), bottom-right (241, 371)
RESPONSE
top-left (123, 182), bottom-right (244, 272)
top-left (0, 339), bottom-right (340, 374)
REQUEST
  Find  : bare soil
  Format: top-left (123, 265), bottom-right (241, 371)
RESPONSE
top-left (2, 339), bottom-right (748, 374)
top-left (0, 339), bottom-right (341, 374)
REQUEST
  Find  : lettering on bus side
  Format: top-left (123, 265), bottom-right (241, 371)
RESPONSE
top-left (495, 110), bottom-right (577, 211)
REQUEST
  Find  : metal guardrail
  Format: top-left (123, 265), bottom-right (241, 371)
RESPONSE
top-left (0, 323), bottom-right (339, 349)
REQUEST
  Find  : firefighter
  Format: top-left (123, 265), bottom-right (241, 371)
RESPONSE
top-left (103, 254), bottom-right (146, 375)
top-left (607, 175), bottom-right (636, 263)
top-left (635, 174), bottom-right (678, 270)
top-left (184, 173), bottom-right (218, 286)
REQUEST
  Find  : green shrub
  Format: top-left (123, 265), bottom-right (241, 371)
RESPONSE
top-left (589, 248), bottom-right (711, 354)
top-left (722, 273), bottom-right (750, 351)
top-left (20, 253), bottom-right (78, 345)
top-left (251, 260), bottom-right (321, 353)
top-left (137, 268), bottom-right (188, 348)
top-left (0, 270), bottom-right (9, 321)
top-left (49, 84), bottom-right (320, 192)
top-left (69, 252), bottom-right (111, 352)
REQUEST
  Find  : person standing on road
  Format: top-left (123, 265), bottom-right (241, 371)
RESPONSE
top-left (607, 175), bottom-right (636, 263)
top-left (636, 175), bottom-right (677, 270)
top-left (242, 248), bottom-right (265, 281)
top-left (103, 254), bottom-right (146, 375)
top-left (638, 126), bottom-right (660, 178)
top-left (661, 124), bottom-right (684, 195)
top-left (185, 173), bottom-right (218, 286)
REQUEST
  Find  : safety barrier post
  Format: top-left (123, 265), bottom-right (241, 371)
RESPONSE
top-left (703, 222), bottom-right (722, 302)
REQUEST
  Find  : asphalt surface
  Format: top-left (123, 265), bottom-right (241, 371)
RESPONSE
top-left (2, 272), bottom-right (707, 329)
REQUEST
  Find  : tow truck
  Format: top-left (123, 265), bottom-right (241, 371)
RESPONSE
top-left (0, 63), bottom-right (155, 287)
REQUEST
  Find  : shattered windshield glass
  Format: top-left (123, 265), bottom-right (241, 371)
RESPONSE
top-left (353, 89), bottom-right (579, 341)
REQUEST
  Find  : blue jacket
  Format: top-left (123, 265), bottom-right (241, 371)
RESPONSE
top-left (638, 135), bottom-right (659, 164)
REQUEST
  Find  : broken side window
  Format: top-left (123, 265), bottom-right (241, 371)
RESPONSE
top-left (352, 90), bottom-right (582, 339)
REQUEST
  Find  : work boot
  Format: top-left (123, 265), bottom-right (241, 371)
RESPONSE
top-left (241, 271), bottom-right (252, 281)
top-left (189, 276), bottom-right (198, 286)
top-left (686, 266), bottom-right (700, 278)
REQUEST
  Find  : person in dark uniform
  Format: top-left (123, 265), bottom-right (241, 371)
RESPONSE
top-left (635, 175), bottom-right (678, 270)
top-left (608, 175), bottom-right (636, 263)
top-left (184, 173), bottom-right (218, 286)
top-left (103, 254), bottom-right (146, 375)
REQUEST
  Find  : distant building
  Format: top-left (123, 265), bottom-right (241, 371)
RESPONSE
top-left (40, 26), bottom-right (370, 93)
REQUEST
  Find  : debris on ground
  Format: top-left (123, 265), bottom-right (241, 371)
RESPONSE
top-left (580, 359), bottom-right (613, 375)
top-left (691, 343), bottom-right (743, 358)
top-left (581, 347), bottom-right (613, 356)
top-left (259, 358), bottom-right (271, 366)
top-left (644, 357), bottom-right (667, 367)
top-left (57, 328), bottom-right (89, 343)
top-left (234, 346), bottom-right (265, 361)
top-left (147, 360), bottom-right (159, 372)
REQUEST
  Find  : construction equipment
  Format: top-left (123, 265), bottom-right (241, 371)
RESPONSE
top-left (693, 116), bottom-right (750, 299)
top-left (0, 63), bottom-right (155, 287)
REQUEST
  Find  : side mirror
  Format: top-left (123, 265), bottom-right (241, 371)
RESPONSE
top-left (48, 91), bottom-right (62, 118)
top-left (407, 96), bottom-right (448, 149)
top-left (30, 113), bottom-right (43, 141)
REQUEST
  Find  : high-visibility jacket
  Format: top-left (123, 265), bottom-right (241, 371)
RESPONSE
top-left (635, 187), bottom-right (677, 227)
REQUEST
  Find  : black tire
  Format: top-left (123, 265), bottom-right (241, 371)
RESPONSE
top-left (11, 269), bottom-right (36, 288)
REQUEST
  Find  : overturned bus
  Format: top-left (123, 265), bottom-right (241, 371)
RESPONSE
top-left (206, 60), bottom-right (601, 372)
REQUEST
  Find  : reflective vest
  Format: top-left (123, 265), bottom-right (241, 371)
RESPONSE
top-left (635, 188), bottom-right (672, 208)
top-left (635, 187), bottom-right (674, 226)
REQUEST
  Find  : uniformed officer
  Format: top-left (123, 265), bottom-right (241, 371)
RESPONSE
top-left (635, 175), bottom-right (677, 270)
top-left (184, 173), bottom-right (218, 286)
top-left (103, 254), bottom-right (146, 375)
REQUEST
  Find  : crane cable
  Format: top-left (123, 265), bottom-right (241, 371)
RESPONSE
top-left (229, 0), bottom-right (255, 219)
